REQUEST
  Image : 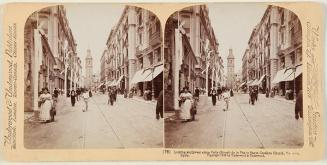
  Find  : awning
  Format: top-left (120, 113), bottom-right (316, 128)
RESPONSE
top-left (143, 65), bottom-right (164, 82)
top-left (130, 69), bottom-right (144, 84)
top-left (272, 68), bottom-right (294, 84)
top-left (130, 69), bottom-right (152, 84)
top-left (97, 83), bottom-right (104, 88)
top-left (105, 80), bottom-right (112, 86)
top-left (247, 80), bottom-right (254, 85)
top-left (284, 65), bottom-right (302, 81)
top-left (250, 79), bottom-right (259, 86)
top-left (239, 82), bottom-right (246, 88)
top-left (140, 69), bottom-right (152, 82)
top-left (115, 75), bottom-right (124, 85)
top-left (257, 75), bottom-right (266, 84)
top-left (108, 80), bottom-right (116, 86)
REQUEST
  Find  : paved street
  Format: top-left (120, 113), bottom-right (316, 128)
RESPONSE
top-left (165, 93), bottom-right (303, 148)
top-left (25, 94), bottom-right (163, 149)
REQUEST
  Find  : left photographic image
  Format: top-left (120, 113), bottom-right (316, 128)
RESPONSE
top-left (24, 4), bottom-right (163, 149)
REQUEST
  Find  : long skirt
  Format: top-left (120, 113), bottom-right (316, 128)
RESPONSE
top-left (40, 100), bottom-right (52, 121)
top-left (71, 96), bottom-right (76, 106)
top-left (180, 100), bottom-right (192, 120)
top-left (212, 95), bottom-right (217, 105)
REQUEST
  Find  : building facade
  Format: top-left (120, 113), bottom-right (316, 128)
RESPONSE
top-left (101, 6), bottom-right (163, 98)
top-left (241, 49), bottom-right (249, 90)
top-left (164, 5), bottom-right (222, 111)
top-left (24, 5), bottom-right (79, 112)
top-left (243, 5), bottom-right (302, 97)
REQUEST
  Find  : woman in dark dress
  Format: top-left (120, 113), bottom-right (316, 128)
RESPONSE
top-left (211, 88), bottom-right (217, 106)
top-left (71, 90), bottom-right (76, 107)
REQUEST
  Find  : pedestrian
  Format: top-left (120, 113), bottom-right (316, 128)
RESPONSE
top-left (76, 88), bottom-right (80, 101)
top-left (222, 89), bottom-right (231, 111)
top-left (193, 87), bottom-right (200, 106)
top-left (156, 90), bottom-right (163, 120)
top-left (265, 88), bottom-right (269, 98)
top-left (230, 88), bottom-right (234, 97)
top-left (38, 87), bottom-right (53, 123)
top-left (254, 86), bottom-right (258, 101)
top-left (82, 90), bottom-right (89, 112)
top-left (179, 87), bottom-right (193, 122)
top-left (295, 90), bottom-right (303, 120)
top-left (211, 88), bottom-right (217, 106)
top-left (89, 89), bottom-right (93, 97)
top-left (53, 88), bottom-right (59, 99)
top-left (250, 88), bottom-right (256, 105)
top-left (108, 88), bottom-right (114, 106)
top-left (114, 87), bottom-right (117, 102)
top-left (217, 87), bottom-right (222, 100)
top-left (70, 90), bottom-right (76, 107)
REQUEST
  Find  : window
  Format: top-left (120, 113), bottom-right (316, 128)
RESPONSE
top-left (138, 12), bottom-right (142, 26)
top-left (156, 20), bottom-right (161, 33)
top-left (155, 47), bottom-right (161, 62)
top-left (280, 57), bottom-right (285, 69)
top-left (139, 57), bottom-right (143, 69)
top-left (290, 53), bottom-right (295, 65)
top-left (139, 33), bottom-right (142, 45)
top-left (281, 31), bottom-right (284, 44)
top-left (297, 48), bottom-right (302, 62)
top-left (148, 52), bottom-right (153, 65)
top-left (281, 12), bottom-right (285, 25)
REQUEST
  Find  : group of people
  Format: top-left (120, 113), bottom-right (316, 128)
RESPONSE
top-left (249, 86), bottom-right (259, 105)
top-left (107, 87), bottom-right (118, 106)
top-left (69, 88), bottom-right (93, 108)
top-left (38, 87), bottom-right (93, 123)
top-left (211, 87), bottom-right (233, 111)
top-left (177, 86), bottom-right (234, 122)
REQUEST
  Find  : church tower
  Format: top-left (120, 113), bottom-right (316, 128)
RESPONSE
top-left (85, 49), bottom-right (93, 89)
top-left (227, 48), bottom-right (235, 89)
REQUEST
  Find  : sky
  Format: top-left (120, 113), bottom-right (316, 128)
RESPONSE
top-left (64, 4), bottom-right (125, 76)
top-left (208, 3), bottom-right (267, 75)
top-left (64, 3), bottom-right (267, 77)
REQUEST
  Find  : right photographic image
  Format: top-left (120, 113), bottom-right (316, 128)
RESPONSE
top-left (164, 4), bottom-right (303, 149)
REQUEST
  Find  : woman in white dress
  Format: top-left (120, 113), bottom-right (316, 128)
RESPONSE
top-left (39, 88), bottom-right (53, 123)
top-left (179, 87), bottom-right (193, 121)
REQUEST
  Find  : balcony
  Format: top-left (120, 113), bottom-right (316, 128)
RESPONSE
top-left (149, 31), bottom-right (161, 47)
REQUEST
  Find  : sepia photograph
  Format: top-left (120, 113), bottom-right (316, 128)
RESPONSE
top-left (164, 4), bottom-right (304, 149)
top-left (23, 4), bottom-right (164, 149)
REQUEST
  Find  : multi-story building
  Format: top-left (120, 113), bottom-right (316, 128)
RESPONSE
top-left (100, 49), bottom-right (108, 83)
top-left (102, 6), bottom-right (163, 98)
top-left (164, 5), bottom-right (222, 111)
top-left (24, 5), bottom-right (78, 112)
top-left (241, 49), bottom-right (249, 90)
top-left (244, 5), bottom-right (302, 97)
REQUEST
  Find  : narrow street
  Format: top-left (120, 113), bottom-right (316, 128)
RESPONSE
top-left (165, 93), bottom-right (303, 148)
top-left (25, 94), bottom-right (163, 149)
